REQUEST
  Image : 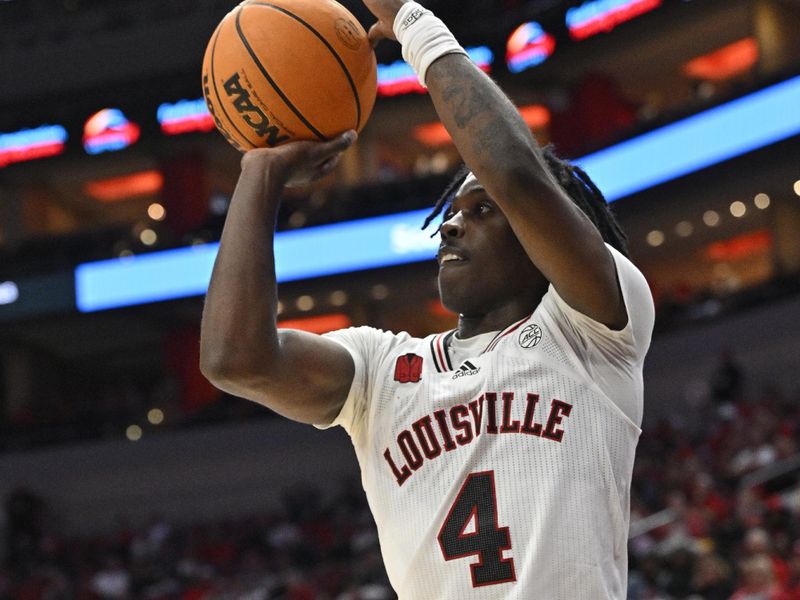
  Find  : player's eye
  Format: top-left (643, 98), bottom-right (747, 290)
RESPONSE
top-left (477, 202), bottom-right (492, 214)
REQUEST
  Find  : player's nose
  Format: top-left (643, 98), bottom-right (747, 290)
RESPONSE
top-left (440, 212), bottom-right (465, 239)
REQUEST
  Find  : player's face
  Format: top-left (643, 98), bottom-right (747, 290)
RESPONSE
top-left (437, 184), bottom-right (546, 318)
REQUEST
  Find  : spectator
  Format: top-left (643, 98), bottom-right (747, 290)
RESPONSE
top-left (4, 487), bottom-right (44, 573)
top-left (729, 554), bottom-right (791, 600)
top-left (690, 551), bottom-right (734, 600)
top-left (89, 556), bottom-right (131, 599)
top-left (711, 350), bottom-right (744, 406)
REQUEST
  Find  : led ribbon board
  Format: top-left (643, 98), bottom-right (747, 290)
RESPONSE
top-left (575, 74), bottom-right (800, 202)
top-left (0, 125), bottom-right (68, 167)
top-left (75, 74), bottom-right (800, 311)
top-left (157, 98), bottom-right (215, 135)
top-left (566, 0), bottom-right (662, 40)
top-left (377, 47), bottom-right (494, 96)
top-left (506, 22), bottom-right (555, 73)
top-left (75, 209), bottom-right (439, 312)
top-left (83, 108), bottom-right (140, 154)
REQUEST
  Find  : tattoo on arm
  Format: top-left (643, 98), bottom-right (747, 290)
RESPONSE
top-left (428, 55), bottom-right (542, 175)
top-left (442, 82), bottom-right (493, 129)
top-left (470, 116), bottom-right (506, 158)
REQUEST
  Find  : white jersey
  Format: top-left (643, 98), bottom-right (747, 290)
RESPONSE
top-left (318, 245), bottom-right (655, 599)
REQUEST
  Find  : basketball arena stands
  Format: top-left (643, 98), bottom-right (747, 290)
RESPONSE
top-left (1, 0), bottom-right (800, 598)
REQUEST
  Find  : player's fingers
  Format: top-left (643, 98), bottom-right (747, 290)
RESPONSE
top-left (319, 130), bottom-right (357, 157)
top-left (318, 153), bottom-right (342, 176)
top-left (368, 22), bottom-right (391, 47)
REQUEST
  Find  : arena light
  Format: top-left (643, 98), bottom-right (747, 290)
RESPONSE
top-left (0, 281), bottom-right (19, 305)
top-left (506, 21), bottom-right (555, 73)
top-left (74, 74), bottom-right (800, 310)
top-left (0, 124), bottom-right (68, 168)
top-left (519, 105), bottom-right (551, 129)
top-left (703, 210), bottom-right (721, 227)
top-left (414, 104), bottom-right (550, 146)
top-left (705, 230), bottom-right (772, 261)
top-left (84, 170), bottom-right (164, 203)
top-left (413, 122), bottom-right (453, 147)
top-left (377, 47), bottom-right (493, 97)
top-left (576, 73), bottom-right (800, 201)
top-left (83, 108), bottom-right (140, 155)
top-left (566, 0), bottom-right (662, 41)
top-left (683, 38), bottom-right (759, 82)
top-left (753, 193), bottom-right (770, 210)
top-left (157, 98), bottom-right (215, 135)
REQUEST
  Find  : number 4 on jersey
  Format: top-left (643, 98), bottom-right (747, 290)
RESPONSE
top-left (437, 471), bottom-right (516, 587)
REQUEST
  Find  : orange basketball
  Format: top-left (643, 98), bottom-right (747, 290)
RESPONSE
top-left (201, 0), bottom-right (377, 150)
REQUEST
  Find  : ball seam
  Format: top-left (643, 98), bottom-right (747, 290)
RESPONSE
top-left (245, 2), bottom-right (364, 132)
top-left (210, 9), bottom-right (258, 150)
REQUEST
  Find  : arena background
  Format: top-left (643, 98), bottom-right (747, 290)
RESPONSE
top-left (1, 0), bottom-right (800, 598)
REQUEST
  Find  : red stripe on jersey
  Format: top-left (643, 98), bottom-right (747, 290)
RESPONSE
top-left (442, 331), bottom-right (455, 370)
top-left (430, 331), bottom-right (456, 372)
top-left (436, 333), bottom-right (449, 371)
top-left (429, 338), bottom-right (440, 372)
top-left (483, 315), bottom-right (531, 354)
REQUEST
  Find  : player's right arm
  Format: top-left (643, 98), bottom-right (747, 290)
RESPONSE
top-left (200, 132), bottom-right (358, 426)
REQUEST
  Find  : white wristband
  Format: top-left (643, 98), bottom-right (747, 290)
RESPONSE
top-left (393, 2), bottom-right (467, 88)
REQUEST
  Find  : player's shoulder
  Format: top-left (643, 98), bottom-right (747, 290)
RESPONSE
top-left (323, 325), bottom-right (422, 353)
top-left (607, 243), bottom-right (651, 293)
top-left (541, 243), bottom-right (651, 314)
top-left (535, 242), bottom-right (654, 363)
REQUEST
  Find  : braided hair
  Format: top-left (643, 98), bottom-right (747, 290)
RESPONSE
top-left (422, 145), bottom-right (630, 258)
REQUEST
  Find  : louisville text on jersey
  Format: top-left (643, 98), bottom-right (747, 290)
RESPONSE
top-left (383, 391), bottom-right (573, 486)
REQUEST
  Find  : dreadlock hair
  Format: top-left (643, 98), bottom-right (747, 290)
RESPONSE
top-left (422, 145), bottom-right (630, 258)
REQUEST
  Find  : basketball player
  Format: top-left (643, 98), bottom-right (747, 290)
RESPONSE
top-left (200, 1), bottom-right (655, 597)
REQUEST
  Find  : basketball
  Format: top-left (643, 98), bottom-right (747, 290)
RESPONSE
top-left (201, 0), bottom-right (377, 151)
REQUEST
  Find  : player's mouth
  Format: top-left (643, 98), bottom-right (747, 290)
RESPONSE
top-left (437, 246), bottom-right (468, 266)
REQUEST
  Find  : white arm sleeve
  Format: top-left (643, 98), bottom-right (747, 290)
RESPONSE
top-left (541, 244), bottom-right (655, 425)
top-left (314, 326), bottom-right (409, 438)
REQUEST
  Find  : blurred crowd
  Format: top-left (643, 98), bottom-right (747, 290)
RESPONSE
top-left (1, 482), bottom-right (393, 600)
top-left (628, 357), bottom-right (800, 599)
top-left (3, 356), bottom-right (800, 600)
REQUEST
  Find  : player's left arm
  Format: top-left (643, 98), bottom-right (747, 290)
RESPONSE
top-left (427, 57), bottom-right (627, 330)
top-left (365, 1), bottom-right (627, 330)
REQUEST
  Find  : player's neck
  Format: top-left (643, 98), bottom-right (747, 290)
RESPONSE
top-left (456, 300), bottom-right (535, 340)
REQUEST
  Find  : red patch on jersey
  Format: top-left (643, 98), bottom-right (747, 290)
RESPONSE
top-left (394, 353), bottom-right (423, 383)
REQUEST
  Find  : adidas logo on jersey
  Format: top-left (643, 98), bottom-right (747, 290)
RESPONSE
top-left (452, 360), bottom-right (480, 379)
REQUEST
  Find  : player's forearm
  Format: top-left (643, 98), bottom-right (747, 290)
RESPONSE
top-left (200, 161), bottom-right (284, 386)
top-left (426, 55), bottom-right (555, 203)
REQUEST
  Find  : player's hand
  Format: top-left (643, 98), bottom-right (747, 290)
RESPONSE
top-left (240, 130), bottom-right (357, 188)
top-left (363, 0), bottom-right (409, 45)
